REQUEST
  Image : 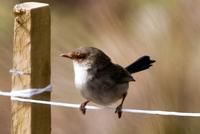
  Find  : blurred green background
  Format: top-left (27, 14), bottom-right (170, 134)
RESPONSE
top-left (1, 0), bottom-right (200, 134)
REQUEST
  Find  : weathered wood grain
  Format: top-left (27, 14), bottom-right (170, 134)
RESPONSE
top-left (12, 2), bottom-right (51, 134)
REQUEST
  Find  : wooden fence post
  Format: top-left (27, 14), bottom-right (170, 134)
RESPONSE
top-left (11, 2), bottom-right (51, 134)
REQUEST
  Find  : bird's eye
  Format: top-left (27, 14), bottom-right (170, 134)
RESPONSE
top-left (76, 52), bottom-right (86, 59)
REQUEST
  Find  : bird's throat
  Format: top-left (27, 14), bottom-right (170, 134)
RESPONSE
top-left (73, 61), bottom-right (90, 90)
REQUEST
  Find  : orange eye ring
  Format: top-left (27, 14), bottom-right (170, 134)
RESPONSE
top-left (75, 53), bottom-right (86, 59)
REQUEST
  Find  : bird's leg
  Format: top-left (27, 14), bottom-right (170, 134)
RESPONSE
top-left (115, 93), bottom-right (127, 118)
top-left (80, 100), bottom-right (90, 115)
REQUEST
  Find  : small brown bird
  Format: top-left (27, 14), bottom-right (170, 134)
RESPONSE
top-left (61, 47), bottom-right (155, 118)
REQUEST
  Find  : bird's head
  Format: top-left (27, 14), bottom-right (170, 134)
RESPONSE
top-left (60, 47), bottom-right (111, 67)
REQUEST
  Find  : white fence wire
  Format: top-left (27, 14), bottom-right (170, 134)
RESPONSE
top-left (0, 86), bottom-right (200, 117)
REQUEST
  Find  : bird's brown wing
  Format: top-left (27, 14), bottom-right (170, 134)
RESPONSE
top-left (110, 64), bottom-right (135, 83)
top-left (90, 63), bottom-right (134, 85)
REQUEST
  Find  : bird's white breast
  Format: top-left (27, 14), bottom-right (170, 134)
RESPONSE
top-left (73, 61), bottom-right (90, 90)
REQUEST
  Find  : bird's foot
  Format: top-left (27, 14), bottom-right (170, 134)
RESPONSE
top-left (80, 100), bottom-right (89, 115)
top-left (80, 103), bottom-right (86, 114)
top-left (115, 104), bottom-right (123, 118)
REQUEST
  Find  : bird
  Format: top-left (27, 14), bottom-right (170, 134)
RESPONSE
top-left (61, 47), bottom-right (155, 118)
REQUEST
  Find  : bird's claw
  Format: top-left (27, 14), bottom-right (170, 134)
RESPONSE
top-left (115, 104), bottom-right (123, 118)
top-left (80, 100), bottom-right (89, 115)
top-left (80, 103), bottom-right (87, 114)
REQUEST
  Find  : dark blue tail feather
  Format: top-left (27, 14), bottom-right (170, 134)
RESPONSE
top-left (125, 56), bottom-right (155, 74)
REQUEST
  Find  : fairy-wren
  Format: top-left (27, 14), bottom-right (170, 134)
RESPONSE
top-left (61, 47), bottom-right (155, 118)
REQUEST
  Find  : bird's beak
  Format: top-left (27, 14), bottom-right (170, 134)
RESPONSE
top-left (60, 52), bottom-right (73, 59)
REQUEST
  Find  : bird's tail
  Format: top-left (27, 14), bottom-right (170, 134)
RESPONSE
top-left (125, 56), bottom-right (155, 74)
